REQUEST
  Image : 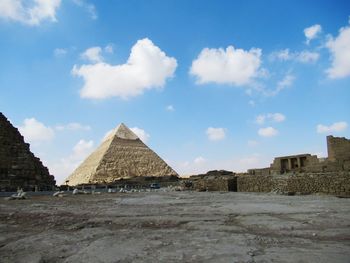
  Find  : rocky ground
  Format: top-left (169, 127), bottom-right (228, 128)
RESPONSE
top-left (0, 191), bottom-right (349, 263)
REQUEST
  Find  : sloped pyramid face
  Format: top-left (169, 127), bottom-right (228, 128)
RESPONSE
top-left (65, 123), bottom-right (178, 186)
top-left (0, 112), bottom-right (56, 191)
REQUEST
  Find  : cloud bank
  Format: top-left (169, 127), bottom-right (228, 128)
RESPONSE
top-left (190, 45), bottom-right (262, 86)
top-left (0, 0), bottom-right (61, 26)
top-left (258, 127), bottom-right (278, 137)
top-left (326, 21), bottom-right (350, 79)
top-left (317, 122), bottom-right (348, 133)
top-left (18, 118), bottom-right (54, 144)
top-left (72, 38), bottom-right (177, 99)
top-left (206, 127), bottom-right (226, 141)
top-left (304, 24), bottom-right (322, 44)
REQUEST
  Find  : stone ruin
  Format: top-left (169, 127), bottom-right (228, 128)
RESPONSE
top-left (240, 135), bottom-right (350, 196)
top-left (0, 112), bottom-right (56, 191)
top-left (248, 135), bottom-right (350, 175)
top-left (186, 170), bottom-right (237, 192)
top-left (187, 136), bottom-right (350, 195)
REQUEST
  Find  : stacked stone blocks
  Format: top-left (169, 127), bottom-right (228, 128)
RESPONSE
top-left (0, 112), bottom-right (56, 191)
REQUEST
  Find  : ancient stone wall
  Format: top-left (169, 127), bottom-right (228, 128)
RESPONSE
top-left (0, 113), bottom-right (56, 191)
top-left (247, 168), bottom-right (271, 176)
top-left (327, 135), bottom-right (350, 162)
top-left (270, 154), bottom-right (319, 174)
top-left (237, 172), bottom-right (350, 195)
top-left (193, 177), bottom-right (237, 192)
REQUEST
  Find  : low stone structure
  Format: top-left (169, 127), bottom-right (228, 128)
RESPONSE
top-left (248, 135), bottom-right (350, 176)
top-left (188, 170), bottom-right (237, 191)
top-left (240, 135), bottom-right (350, 196)
top-left (270, 154), bottom-right (319, 174)
top-left (237, 172), bottom-right (350, 196)
top-left (0, 112), bottom-right (56, 191)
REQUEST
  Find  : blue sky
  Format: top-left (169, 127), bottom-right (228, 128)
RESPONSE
top-left (0, 0), bottom-right (349, 184)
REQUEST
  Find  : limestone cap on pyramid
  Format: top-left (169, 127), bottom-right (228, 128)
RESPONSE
top-left (104, 123), bottom-right (139, 142)
top-left (64, 122), bottom-right (178, 186)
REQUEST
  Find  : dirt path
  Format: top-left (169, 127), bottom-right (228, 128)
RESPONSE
top-left (0, 191), bottom-right (349, 263)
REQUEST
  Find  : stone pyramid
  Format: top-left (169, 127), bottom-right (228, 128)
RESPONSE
top-left (65, 123), bottom-right (178, 186)
top-left (0, 112), bottom-right (56, 191)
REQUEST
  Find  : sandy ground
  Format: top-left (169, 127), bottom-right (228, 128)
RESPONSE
top-left (0, 191), bottom-right (349, 263)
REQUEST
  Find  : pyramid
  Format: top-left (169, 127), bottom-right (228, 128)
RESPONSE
top-left (0, 112), bottom-right (56, 191)
top-left (65, 123), bottom-right (178, 186)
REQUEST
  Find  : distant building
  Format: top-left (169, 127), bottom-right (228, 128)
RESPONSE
top-left (248, 135), bottom-right (350, 175)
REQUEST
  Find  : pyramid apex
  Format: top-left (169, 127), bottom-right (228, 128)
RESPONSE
top-left (114, 123), bottom-right (139, 140)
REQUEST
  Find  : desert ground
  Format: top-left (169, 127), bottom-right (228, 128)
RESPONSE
top-left (0, 191), bottom-right (349, 263)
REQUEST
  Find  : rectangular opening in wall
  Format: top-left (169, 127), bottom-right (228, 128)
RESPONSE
top-left (300, 157), bottom-right (307, 167)
top-left (291, 158), bottom-right (298, 169)
top-left (281, 159), bottom-right (288, 173)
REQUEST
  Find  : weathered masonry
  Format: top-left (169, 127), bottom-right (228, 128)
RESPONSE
top-left (240, 135), bottom-right (350, 195)
top-left (327, 135), bottom-right (350, 162)
top-left (270, 154), bottom-right (319, 174)
top-left (248, 154), bottom-right (319, 175)
top-left (248, 135), bottom-right (350, 176)
top-left (0, 112), bottom-right (56, 191)
top-left (237, 172), bottom-right (350, 196)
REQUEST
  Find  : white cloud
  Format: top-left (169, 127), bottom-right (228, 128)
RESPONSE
top-left (190, 45), bottom-right (262, 86)
top-left (55, 122), bottom-right (91, 131)
top-left (194, 156), bottom-right (206, 165)
top-left (326, 21), bottom-right (350, 79)
top-left (270, 113), bottom-right (285, 122)
top-left (0, 0), bottom-right (61, 26)
top-left (54, 48), bottom-right (67, 57)
top-left (256, 113), bottom-right (286, 125)
top-left (258, 127), bottom-right (278, 137)
top-left (206, 127), bottom-right (226, 141)
top-left (268, 74), bottom-right (295, 96)
top-left (72, 0), bottom-right (97, 20)
top-left (18, 118), bottom-right (54, 143)
top-left (271, 49), bottom-right (292, 61)
top-left (81, 46), bottom-right (103, 63)
top-left (277, 74), bottom-right (294, 89)
top-left (49, 139), bottom-right (94, 185)
top-left (130, 127), bottom-right (150, 143)
top-left (304, 24), bottom-right (322, 44)
top-left (166, 105), bottom-right (175, 112)
top-left (297, 51), bottom-right (320, 63)
top-left (317, 122), bottom-right (348, 133)
top-left (270, 49), bottom-right (319, 63)
top-left (72, 38), bottom-right (177, 99)
top-left (71, 139), bottom-right (94, 160)
top-left (104, 44), bottom-right (113, 53)
top-left (255, 112), bottom-right (286, 124)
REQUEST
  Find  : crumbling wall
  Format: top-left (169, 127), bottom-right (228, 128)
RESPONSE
top-left (327, 135), bottom-right (350, 162)
top-left (247, 168), bottom-right (271, 176)
top-left (237, 172), bottom-right (350, 195)
top-left (193, 177), bottom-right (237, 191)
